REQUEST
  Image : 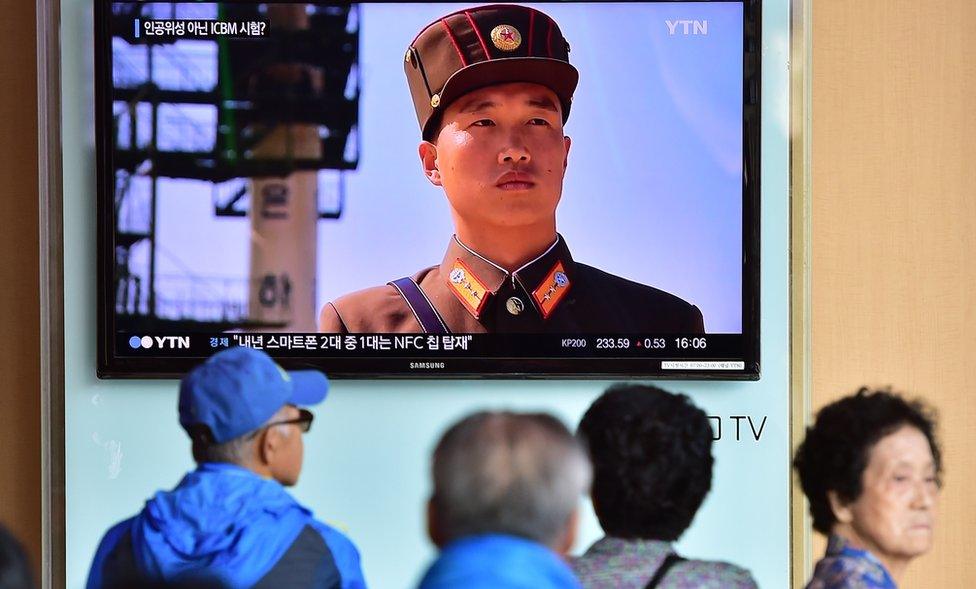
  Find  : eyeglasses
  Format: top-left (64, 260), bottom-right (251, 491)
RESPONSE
top-left (250, 408), bottom-right (314, 437)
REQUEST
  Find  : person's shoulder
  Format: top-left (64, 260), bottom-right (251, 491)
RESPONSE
top-left (306, 520), bottom-right (367, 589)
top-left (570, 549), bottom-right (622, 588)
top-left (255, 520), bottom-right (364, 589)
top-left (806, 553), bottom-right (894, 589)
top-left (307, 519), bottom-right (360, 556)
top-left (86, 517), bottom-right (137, 589)
top-left (319, 277), bottom-right (428, 333)
top-left (574, 263), bottom-right (705, 332)
top-left (94, 517), bottom-right (135, 550)
top-left (576, 264), bottom-right (692, 309)
top-left (669, 558), bottom-right (758, 589)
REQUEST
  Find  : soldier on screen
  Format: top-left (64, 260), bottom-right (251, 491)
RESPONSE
top-left (319, 4), bottom-right (705, 335)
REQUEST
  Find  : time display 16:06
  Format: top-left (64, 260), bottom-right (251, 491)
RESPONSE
top-left (674, 337), bottom-right (707, 349)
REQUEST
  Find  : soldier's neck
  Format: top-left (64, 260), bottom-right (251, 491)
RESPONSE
top-left (454, 223), bottom-right (558, 272)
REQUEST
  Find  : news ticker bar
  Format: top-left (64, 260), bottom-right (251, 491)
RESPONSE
top-left (117, 333), bottom-right (746, 361)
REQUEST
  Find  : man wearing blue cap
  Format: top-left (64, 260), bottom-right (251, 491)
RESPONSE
top-left (86, 347), bottom-right (366, 589)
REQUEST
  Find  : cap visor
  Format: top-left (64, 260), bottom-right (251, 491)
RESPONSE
top-left (287, 370), bottom-right (329, 406)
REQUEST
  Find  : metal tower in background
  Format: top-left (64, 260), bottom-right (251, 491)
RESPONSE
top-left (109, 2), bottom-right (360, 333)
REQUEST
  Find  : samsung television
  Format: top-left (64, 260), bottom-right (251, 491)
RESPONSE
top-left (96, 0), bottom-right (761, 378)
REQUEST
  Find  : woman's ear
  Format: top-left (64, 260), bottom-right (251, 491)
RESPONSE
top-left (828, 490), bottom-right (854, 524)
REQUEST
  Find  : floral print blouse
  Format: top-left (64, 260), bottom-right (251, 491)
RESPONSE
top-left (572, 537), bottom-right (758, 589)
top-left (807, 535), bottom-right (897, 589)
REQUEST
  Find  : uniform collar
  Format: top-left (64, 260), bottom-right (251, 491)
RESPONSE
top-left (439, 234), bottom-right (577, 320)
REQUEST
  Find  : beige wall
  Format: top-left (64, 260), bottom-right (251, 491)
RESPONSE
top-left (811, 0), bottom-right (976, 587)
top-left (0, 0), bottom-right (42, 578)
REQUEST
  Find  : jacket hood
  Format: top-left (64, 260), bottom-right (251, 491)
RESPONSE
top-left (131, 463), bottom-right (311, 588)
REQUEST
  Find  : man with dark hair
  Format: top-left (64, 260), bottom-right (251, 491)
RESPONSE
top-left (419, 411), bottom-right (591, 588)
top-left (319, 4), bottom-right (704, 335)
top-left (86, 347), bottom-right (365, 589)
top-left (573, 384), bottom-right (757, 588)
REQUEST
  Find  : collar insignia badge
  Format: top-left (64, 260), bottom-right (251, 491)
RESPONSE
top-left (447, 259), bottom-right (490, 318)
top-left (533, 261), bottom-right (571, 319)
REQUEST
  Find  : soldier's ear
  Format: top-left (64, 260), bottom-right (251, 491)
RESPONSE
top-left (419, 141), bottom-right (443, 186)
top-left (562, 135), bottom-right (571, 170)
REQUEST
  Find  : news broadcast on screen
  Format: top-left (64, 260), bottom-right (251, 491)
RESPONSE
top-left (96, 1), bottom-right (760, 378)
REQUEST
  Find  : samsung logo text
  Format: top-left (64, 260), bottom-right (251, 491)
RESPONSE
top-left (409, 362), bottom-right (445, 370)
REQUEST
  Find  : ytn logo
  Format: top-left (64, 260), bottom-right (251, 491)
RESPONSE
top-left (128, 336), bottom-right (190, 350)
top-left (666, 20), bottom-right (708, 36)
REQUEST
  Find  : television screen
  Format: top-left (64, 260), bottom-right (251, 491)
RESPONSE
top-left (97, 0), bottom-right (760, 378)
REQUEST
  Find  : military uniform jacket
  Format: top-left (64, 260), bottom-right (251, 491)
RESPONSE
top-left (319, 235), bottom-right (705, 334)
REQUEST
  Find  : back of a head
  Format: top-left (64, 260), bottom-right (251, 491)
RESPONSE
top-left (431, 411), bottom-right (591, 548)
top-left (0, 525), bottom-right (33, 589)
top-left (578, 384), bottom-right (714, 541)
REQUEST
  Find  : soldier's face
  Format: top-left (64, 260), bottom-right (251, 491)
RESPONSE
top-left (419, 83), bottom-right (571, 230)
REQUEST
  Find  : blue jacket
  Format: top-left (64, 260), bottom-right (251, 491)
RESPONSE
top-left (418, 534), bottom-right (581, 589)
top-left (86, 463), bottom-right (365, 588)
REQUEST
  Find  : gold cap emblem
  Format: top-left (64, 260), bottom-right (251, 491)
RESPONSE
top-left (430, 94), bottom-right (440, 108)
top-left (490, 24), bottom-right (522, 52)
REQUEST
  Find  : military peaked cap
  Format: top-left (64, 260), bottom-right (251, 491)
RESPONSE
top-left (404, 4), bottom-right (579, 140)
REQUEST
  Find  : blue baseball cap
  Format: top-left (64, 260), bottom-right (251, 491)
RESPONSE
top-left (179, 346), bottom-right (329, 444)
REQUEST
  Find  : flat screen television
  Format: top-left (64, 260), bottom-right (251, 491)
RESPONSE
top-left (97, 0), bottom-right (761, 378)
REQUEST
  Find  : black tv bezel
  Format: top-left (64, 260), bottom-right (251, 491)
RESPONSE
top-left (96, 0), bottom-right (761, 380)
